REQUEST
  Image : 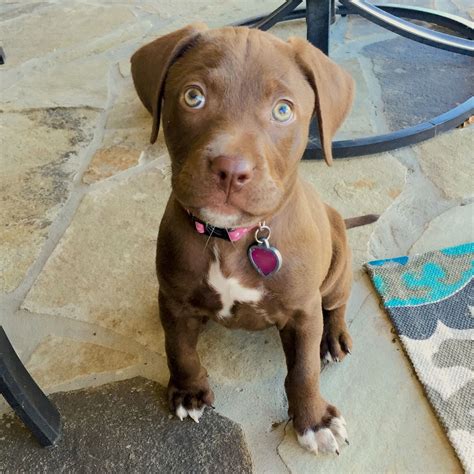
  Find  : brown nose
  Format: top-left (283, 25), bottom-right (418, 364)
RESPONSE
top-left (210, 156), bottom-right (254, 193)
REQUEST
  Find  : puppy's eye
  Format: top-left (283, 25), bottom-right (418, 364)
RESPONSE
top-left (272, 101), bottom-right (293, 122)
top-left (184, 87), bottom-right (205, 109)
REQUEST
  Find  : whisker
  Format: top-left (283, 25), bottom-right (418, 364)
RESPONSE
top-left (203, 225), bottom-right (215, 252)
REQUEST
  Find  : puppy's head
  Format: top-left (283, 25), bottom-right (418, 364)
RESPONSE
top-left (131, 25), bottom-right (353, 227)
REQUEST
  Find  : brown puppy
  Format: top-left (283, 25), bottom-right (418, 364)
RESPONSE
top-left (132, 24), bottom-right (357, 454)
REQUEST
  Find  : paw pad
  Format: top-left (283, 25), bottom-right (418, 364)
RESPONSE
top-left (297, 416), bottom-right (348, 455)
top-left (175, 404), bottom-right (205, 423)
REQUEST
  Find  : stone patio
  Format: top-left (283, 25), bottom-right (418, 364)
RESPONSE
top-left (1, 0), bottom-right (473, 472)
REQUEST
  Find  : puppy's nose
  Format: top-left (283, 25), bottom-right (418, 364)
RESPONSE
top-left (210, 156), bottom-right (254, 193)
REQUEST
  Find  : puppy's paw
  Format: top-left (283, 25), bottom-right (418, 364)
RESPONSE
top-left (176, 404), bottom-right (205, 423)
top-left (320, 322), bottom-right (352, 363)
top-left (296, 414), bottom-right (348, 455)
top-left (168, 383), bottom-right (214, 423)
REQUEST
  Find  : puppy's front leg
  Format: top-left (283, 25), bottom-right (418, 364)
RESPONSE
top-left (279, 297), bottom-right (348, 454)
top-left (159, 291), bottom-right (214, 422)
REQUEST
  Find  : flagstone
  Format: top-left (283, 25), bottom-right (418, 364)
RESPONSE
top-left (336, 58), bottom-right (381, 139)
top-left (414, 128), bottom-right (473, 200)
top-left (82, 79), bottom-right (167, 184)
top-left (363, 37), bottom-right (473, 130)
top-left (0, 107), bottom-right (98, 293)
top-left (1, 4), bottom-right (135, 68)
top-left (2, 57), bottom-right (110, 110)
top-left (0, 2), bottom-right (48, 22)
top-left (82, 129), bottom-right (148, 184)
top-left (22, 170), bottom-right (171, 349)
top-left (27, 336), bottom-right (139, 389)
top-left (410, 203), bottom-right (474, 255)
top-left (198, 323), bottom-right (285, 384)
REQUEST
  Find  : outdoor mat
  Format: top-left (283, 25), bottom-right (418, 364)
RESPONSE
top-left (365, 242), bottom-right (474, 473)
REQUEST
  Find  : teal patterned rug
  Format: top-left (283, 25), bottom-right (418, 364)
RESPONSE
top-left (365, 242), bottom-right (474, 473)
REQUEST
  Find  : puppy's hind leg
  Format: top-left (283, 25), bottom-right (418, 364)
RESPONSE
top-left (320, 305), bottom-right (352, 363)
top-left (320, 246), bottom-right (353, 364)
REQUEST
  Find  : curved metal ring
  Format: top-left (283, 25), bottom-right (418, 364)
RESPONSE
top-left (352, 4), bottom-right (474, 38)
top-left (340, 0), bottom-right (474, 56)
top-left (255, 225), bottom-right (271, 244)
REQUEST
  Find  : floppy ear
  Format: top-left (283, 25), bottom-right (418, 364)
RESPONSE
top-left (130, 23), bottom-right (208, 144)
top-left (288, 37), bottom-right (354, 165)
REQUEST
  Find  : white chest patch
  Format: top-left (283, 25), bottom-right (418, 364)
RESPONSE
top-left (207, 257), bottom-right (263, 319)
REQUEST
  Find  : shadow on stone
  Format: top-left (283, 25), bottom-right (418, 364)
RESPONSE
top-left (363, 36), bottom-right (474, 130)
top-left (0, 377), bottom-right (253, 473)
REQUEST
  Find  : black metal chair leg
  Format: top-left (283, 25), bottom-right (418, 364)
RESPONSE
top-left (306, 0), bottom-right (331, 54)
top-left (0, 327), bottom-right (61, 447)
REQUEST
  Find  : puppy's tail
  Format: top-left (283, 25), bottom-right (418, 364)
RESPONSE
top-left (344, 214), bottom-right (379, 229)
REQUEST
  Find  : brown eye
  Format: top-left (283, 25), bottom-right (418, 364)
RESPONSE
top-left (272, 101), bottom-right (293, 122)
top-left (184, 87), bottom-right (205, 109)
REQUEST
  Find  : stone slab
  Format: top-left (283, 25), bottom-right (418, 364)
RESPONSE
top-left (22, 170), bottom-right (170, 349)
top-left (1, 4), bottom-right (135, 68)
top-left (198, 323), bottom-right (285, 385)
top-left (414, 128), bottom-right (474, 200)
top-left (336, 58), bottom-right (381, 139)
top-left (83, 79), bottom-right (168, 184)
top-left (0, 377), bottom-right (252, 473)
top-left (27, 336), bottom-right (139, 388)
top-left (363, 37), bottom-right (473, 130)
top-left (0, 108), bottom-right (98, 293)
top-left (435, 0), bottom-right (473, 19)
top-left (2, 57), bottom-right (110, 110)
top-left (344, 14), bottom-right (389, 41)
top-left (82, 129), bottom-right (148, 184)
top-left (0, 3), bottom-right (49, 22)
top-left (410, 203), bottom-right (474, 255)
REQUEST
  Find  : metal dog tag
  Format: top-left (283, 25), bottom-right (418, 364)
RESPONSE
top-left (248, 224), bottom-right (282, 277)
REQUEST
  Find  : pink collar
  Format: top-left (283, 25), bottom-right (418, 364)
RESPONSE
top-left (188, 211), bottom-right (255, 242)
top-left (194, 220), bottom-right (254, 242)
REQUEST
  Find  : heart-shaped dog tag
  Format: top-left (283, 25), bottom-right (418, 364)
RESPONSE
top-left (248, 239), bottom-right (282, 277)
